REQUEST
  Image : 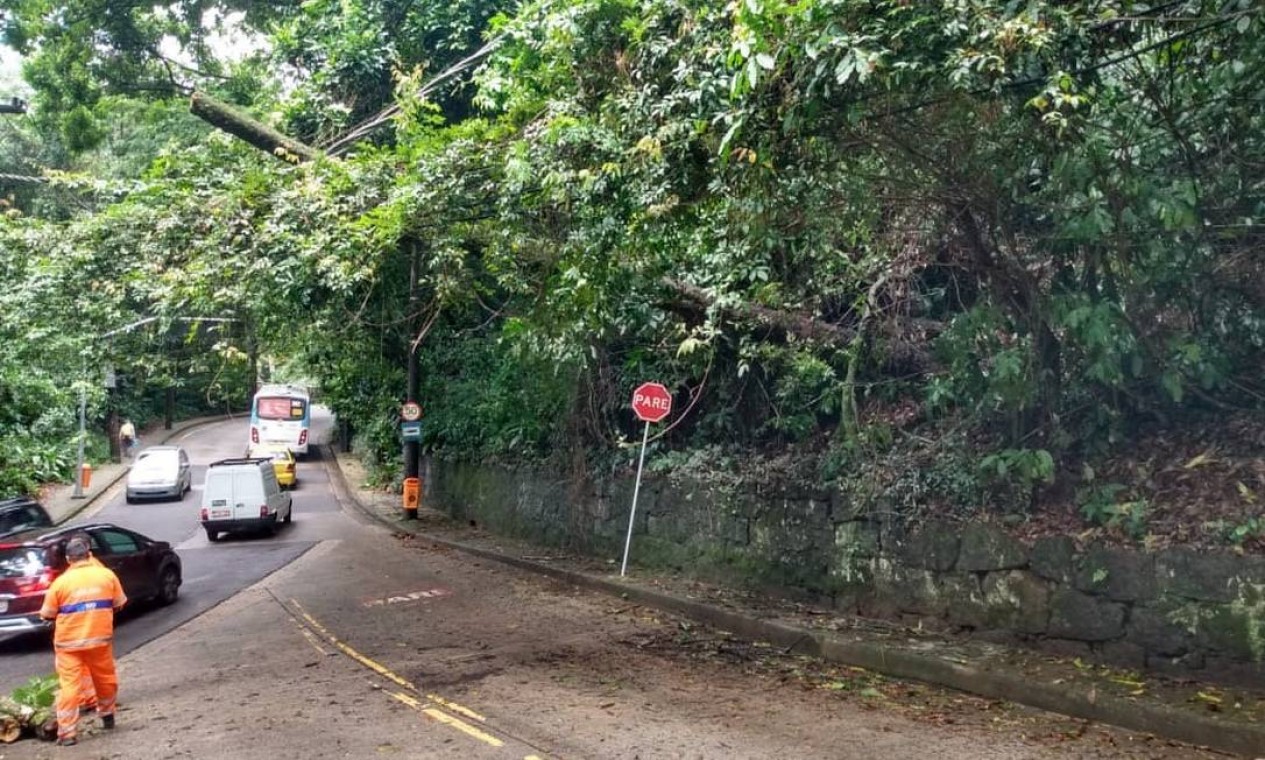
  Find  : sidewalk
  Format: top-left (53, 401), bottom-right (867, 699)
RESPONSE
top-left (39, 414), bottom-right (240, 524)
top-left (329, 449), bottom-right (1265, 758)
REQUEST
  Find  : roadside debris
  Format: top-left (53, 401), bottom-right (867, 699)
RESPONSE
top-left (0, 675), bottom-right (58, 742)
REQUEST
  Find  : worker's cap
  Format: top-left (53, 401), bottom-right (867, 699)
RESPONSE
top-left (65, 535), bottom-right (91, 561)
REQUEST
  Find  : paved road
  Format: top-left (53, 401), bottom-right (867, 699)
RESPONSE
top-left (0, 413), bottom-right (339, 690)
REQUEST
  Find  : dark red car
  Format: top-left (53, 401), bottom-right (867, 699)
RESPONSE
top-left (0, 523), bottom-right (182, 635)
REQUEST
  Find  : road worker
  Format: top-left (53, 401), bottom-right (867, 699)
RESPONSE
top-left (39, 535), bottom-right (127, 746)
top-left (77, 552), bottom-right (107, 717)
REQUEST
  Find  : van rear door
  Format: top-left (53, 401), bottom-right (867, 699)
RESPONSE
top-left (203, 469), bottom-right (235, 522)
top-left (232, 468), bottom-right (265, 520)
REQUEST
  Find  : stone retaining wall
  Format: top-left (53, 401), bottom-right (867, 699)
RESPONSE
top-left (426, 458), bottom-right (1265, 684)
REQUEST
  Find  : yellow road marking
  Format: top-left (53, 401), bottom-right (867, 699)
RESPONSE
top-left (422, 707), bottom-right (505, 747)
top-left (390, 692), bottom-right (505, 748)
top-left (290, 599), bottom-right (498, 748)
top-left (426, 693), bottom-right (486, 722)
top-left (391, 692), bottom-right (425, 710)
top-left (291, 619), bottom-right (330, 656)
top-left (291, 599), bottom-right (417, 691)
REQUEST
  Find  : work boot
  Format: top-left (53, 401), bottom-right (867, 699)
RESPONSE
top-left (101, 714), bottom-right (115, 730)
top-left (57, 736), bottom-right (78, 746)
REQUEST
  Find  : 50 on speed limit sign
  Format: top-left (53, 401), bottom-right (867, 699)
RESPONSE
top-left (401, 401), bottom-right (422, 421)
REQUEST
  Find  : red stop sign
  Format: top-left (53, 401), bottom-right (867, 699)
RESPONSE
top-left (631, 382), bottom-right (672, 423)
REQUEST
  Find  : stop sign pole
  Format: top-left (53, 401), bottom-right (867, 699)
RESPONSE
top-left (621, 382), bottom-right (672, 577)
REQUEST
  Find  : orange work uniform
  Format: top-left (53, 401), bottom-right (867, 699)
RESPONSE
top-left (39, 558), bottom-right (127, 743)
top-left (78, 556), bottom-right (107, 714)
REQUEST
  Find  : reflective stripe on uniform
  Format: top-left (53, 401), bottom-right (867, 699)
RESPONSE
top-left (55, 705), bottom-right (79, 740)
top-left (58, 599), bottom-right (114, 614)
top-left (56, 635), bottom-right (113, 650)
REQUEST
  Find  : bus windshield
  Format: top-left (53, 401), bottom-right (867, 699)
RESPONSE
top-left (256, 397), bottom-right (307, 421)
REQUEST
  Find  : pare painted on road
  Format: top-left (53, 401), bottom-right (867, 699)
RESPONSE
top-left (363, 588), bottom-right (453, 607)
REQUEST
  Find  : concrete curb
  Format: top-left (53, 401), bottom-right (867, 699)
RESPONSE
top-left (324, 448), bottom-right (1265, 758)
top-left (54, 413), bottom-right (245, 525)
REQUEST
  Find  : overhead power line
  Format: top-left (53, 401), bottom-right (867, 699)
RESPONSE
top-left (0, 171), bottom-right (46, 183)
top-left (323, 36), bottom-right (505, 157)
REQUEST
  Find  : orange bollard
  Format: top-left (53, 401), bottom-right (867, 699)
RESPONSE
top-left (80, 463), bottom-right (92, 489)
top-left (402, 477), bottom-right (420, 519)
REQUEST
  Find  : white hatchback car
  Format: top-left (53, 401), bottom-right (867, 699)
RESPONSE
top-left (125, 445), bottom-right (192, 503)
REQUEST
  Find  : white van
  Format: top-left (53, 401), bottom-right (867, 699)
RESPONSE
top-left (199, 458), bottom-right (293, 542)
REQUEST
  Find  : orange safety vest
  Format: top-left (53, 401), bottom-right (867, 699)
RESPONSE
top-left (39, 559), bottom-right (127, 650)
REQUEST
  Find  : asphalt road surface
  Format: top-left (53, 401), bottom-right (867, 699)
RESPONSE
top-left (0, 413), bottom-right (337, 690)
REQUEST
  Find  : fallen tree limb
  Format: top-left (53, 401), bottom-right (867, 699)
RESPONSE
top-left (661, 278), bottom-right (939, 376)
top-left (0, 715), bottom-right (18, 743)
top-left (189, 92), bottom-right (321, 164)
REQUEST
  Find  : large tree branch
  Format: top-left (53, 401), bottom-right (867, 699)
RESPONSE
top-left (189, 91), bottom-right (321, 164)
top-left (661, 278), bottom-right (939, 376)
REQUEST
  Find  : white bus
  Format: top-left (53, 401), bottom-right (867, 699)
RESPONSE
top-left (249, 384), bottom-right (311, 456)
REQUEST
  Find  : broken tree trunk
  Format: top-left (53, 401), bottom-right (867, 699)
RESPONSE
top-left (661, 277), bottom-right (939, 376)
top-left (189, 92), bottom-right (320, 164)
top-left (0, 715), bottom-right (18, 743)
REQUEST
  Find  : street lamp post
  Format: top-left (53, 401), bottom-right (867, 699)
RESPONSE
top-left (70, 371), bottom-right (87, 499)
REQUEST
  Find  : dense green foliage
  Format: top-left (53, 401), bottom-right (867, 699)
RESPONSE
top-left (0, 1), bottom-right (1262, 540)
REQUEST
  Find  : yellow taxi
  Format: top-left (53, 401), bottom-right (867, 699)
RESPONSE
top-left (248, 446), bottom-right (298, 489)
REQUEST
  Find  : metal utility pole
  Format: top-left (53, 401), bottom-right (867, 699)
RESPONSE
top-left (70, 367), bottom-right (87, 499)
top-left (106, 367), bottom-right (120, 463)
top-left (403, 241), bottom-right (421, 487)
top-left (247, 327), bottom-right (259, 403)
top-left (165, 385), bottom-right (175, 430)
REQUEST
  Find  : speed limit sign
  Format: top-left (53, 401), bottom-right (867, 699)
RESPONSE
top-left (401, 401), bottom-right (422, 421)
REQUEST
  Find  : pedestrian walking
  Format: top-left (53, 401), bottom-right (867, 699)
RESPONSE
top-left (118, 419), bottom-right (137, 458)
top-left (39, 535), bottom-right (127, 746)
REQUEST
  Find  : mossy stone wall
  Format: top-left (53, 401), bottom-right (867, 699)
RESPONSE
top-left (426, 458), bottom-right (1264, 684)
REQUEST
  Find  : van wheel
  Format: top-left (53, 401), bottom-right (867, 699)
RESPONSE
top-left (283, 507), bottom-right (293, 524)
top-left (205, 527), bottom-right (221, 542)
top-left (158, 567), bottom-right (180, 606)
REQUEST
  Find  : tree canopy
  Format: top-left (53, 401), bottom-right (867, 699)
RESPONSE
top-left (1, 0), bottom-right (1262, 544)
